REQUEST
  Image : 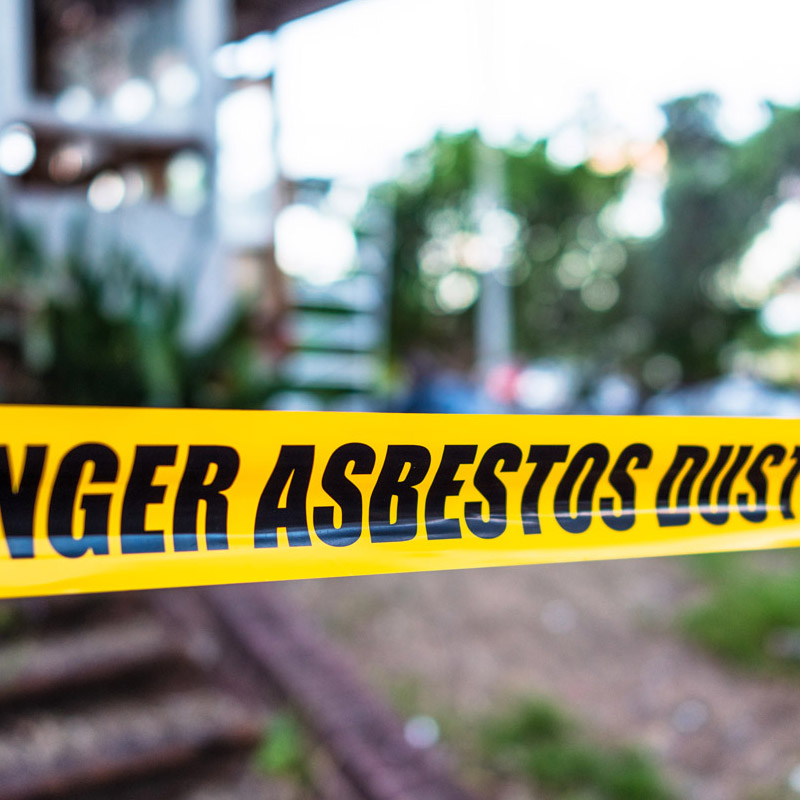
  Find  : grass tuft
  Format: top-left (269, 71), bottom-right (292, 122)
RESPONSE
top-left (682, 570), bottom-right (800, 670)
top-left (481, 698), bottom-right (674, 800)
top-left (254, 712), bottom-right (311, 785)
top-left (680, 550), bottom-right (800, 672)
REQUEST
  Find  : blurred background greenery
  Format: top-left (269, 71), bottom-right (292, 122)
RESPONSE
top-left (5, 93), bottom-right (800, 412)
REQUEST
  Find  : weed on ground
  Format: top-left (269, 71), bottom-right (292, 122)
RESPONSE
top-left (477, 698), bottom-right (675, 800)
top-left (681, 550), bottom-right (800, 672)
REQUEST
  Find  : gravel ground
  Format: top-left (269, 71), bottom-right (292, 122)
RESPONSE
top-left (283, 557), bottom-right (800, 800)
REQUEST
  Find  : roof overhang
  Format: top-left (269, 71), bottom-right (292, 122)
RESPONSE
top-left (234, 0), bottom-right (348, 36)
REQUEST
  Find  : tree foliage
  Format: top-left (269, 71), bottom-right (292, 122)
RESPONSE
top-left (371, 96), bottom-right (800, 397)
top-left (373, 130), bottom-right (627, 367)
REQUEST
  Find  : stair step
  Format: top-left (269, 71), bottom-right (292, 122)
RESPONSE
top-left (0, 618), bottom-right (182, 703)
top-left (0, 690), bottom-right (263, 800)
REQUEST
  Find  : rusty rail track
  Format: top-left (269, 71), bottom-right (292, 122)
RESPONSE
top-left (0, 585), bottom-right (479, 800)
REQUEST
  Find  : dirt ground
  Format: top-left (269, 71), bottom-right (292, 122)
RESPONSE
top-left (283, 557), bottom-right (800, 800)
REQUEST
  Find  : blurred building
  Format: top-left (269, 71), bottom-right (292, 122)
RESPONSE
top-left (0, 0), bottom-right (388, 407)
top-left (0, 1), bottom-right (228, 340)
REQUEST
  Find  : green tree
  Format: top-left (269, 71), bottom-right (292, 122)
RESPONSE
top-left (369, 130), bottom-right (627, 369)
top-left (371, 98), bottom-right (800, 398)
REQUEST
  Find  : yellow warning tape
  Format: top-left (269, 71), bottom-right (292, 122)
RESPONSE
top-left (1, 405), bottom-right (799, 598)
